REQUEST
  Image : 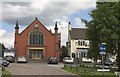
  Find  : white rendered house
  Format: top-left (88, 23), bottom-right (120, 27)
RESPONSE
top-left (67, 22), bottom-right (93, 62)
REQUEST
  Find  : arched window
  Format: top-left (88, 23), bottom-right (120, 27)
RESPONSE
top-left (29, 30), bottom-right (44, 45)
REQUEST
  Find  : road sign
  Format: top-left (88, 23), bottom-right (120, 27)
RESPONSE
top-left (99, 44), bottom-right (106, 52)
top-left (100, 52), bottom-right (106, 54)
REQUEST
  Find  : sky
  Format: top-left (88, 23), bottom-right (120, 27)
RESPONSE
top-left (0, 0), bottom-right (97, 49)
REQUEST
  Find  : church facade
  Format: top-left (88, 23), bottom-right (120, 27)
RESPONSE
top-left (14, 18), bottom-right (61, 60)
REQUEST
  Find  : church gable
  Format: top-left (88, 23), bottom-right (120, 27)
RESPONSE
top-left (19, 18), bottom-right (53, 36)
top-left (14, 18), bottom-right (60, 59)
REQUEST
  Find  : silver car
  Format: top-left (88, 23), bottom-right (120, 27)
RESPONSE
top-left (17, 56), bottom-right (27, 63)
top-left (2, 60), bottom-right (9, 67)
top-left (63, 57), bottom-right (74, 64)
top-left (0, 57), bottom-right (9, 67)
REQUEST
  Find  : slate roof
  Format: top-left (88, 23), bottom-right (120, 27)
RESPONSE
top-left (69, 28), bottom-right (87, 39)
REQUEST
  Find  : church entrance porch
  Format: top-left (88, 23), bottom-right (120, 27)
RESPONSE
top-left (29, 49), bottom-right (44, 59)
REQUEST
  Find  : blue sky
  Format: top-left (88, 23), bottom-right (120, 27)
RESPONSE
top-left (68, 9), bottom-right (93, 28)
top-left (0, 1), bottom-right (96, 48)
top-left (69, 9), bottom-right (92, 21)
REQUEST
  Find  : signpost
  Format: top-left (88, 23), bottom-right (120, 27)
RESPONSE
top-left (99, 43), bottom-right (106, 76)
top-left (99, 44), bottom-right (106, 53)
top-left (100, 52), bottom-right (106, 54)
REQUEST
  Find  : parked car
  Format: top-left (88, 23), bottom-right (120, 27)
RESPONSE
top-left (96, 59), bottom-right (102, 65)
top-left (0, 57), bottom-right (9, 67)
top-left (105, 59), bottom-right (113, 65)
top-left (4, 56), bottom-right (15, 63)
top-left (96, 59), bottom-right (113, 65)
top-left (48, 57), bottom-right (58, 64)
top-left (2, 60), bottom-right (9, 67)
top-left (17, 56), bottom-right (27, 63)
top-left (63, 57), bottom-right (74, 64)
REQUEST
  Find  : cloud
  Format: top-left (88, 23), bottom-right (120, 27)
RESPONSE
top-left (0, 3), bottom-right (2, 22)
top-left (0, 29), bottom-right (14, 48)
top-left (0, 29), bottom-right (6, 37)
top-left (41, 15), bottom-right (69, 46)
top-left (2, 2), bottom-right (96, 26)
top-left (74, 17), bottom-right (86, 28)
top-left (59, 21), bottom-right (68, 46)
top-left (1, 1), bottom-right (96, 47)
top-left (54, 16), bottom-right (68, 42)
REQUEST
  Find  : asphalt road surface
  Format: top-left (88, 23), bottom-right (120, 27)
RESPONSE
top-left (6, 63), bottom-right (74, 75)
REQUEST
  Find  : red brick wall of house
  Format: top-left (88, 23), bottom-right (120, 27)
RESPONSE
top-left (14, 19), bottom-right (60, 60)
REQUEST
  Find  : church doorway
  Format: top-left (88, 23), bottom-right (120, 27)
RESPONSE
top-left (29, 49), bottom-right (44, 59)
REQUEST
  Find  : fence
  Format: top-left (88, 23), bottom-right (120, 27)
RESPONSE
top-left (63, 63), bottom-right (118, 77)
top-left (64, 63), bottom-right (96, 76)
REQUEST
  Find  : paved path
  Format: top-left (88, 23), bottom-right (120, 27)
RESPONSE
top-left (6, 63), bottom-right (74, 75)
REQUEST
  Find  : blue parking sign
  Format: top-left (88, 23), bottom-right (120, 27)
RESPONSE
top-left (99, 45), bottom-right (106, 52)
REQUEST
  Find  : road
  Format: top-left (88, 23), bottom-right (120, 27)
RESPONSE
top-left (6, 62), bottom-right (74, 75)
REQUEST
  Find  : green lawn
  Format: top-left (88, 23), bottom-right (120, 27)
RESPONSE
top-left (2, 70), bottom-right (11, 76)
top-left (62, 65), bottom-right (117, 77)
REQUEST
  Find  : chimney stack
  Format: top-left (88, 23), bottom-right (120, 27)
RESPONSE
top-left (68, 21), bottom-right (71, 31)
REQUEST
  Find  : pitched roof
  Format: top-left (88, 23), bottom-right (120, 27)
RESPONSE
top-left (69, 28), bottom-right (87, 39)
top-left (19, 18), bottom-right (54, 36)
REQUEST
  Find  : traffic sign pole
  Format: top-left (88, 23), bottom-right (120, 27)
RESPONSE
top-left (102, 54), bottom-right (104, 76)
top-left (99, 43), bottom-right (106, 77)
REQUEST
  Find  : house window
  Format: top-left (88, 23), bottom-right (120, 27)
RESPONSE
top-left (78, 41), bottom-right (83, 46)
top-left (78, 41), bottom-right (80, 45)
top-left (29, 30), bottom-right (44, 45)
top-left (85, 42), bottom-right (88, 46)
top-left (83, 41), bottom-right (85, 46)
top-left (78, 40), bottom-right (88, 46)
top-left (81, 49), bottom-right (88, 58)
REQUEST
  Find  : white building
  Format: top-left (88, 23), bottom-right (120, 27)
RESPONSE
top-left (67, 22), bottom-right (93, 62)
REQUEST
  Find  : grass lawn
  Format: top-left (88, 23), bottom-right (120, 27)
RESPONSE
top-left (2, 70), bottom-right (11, 76)
top-left (62, 65), bottom-right (117, 77)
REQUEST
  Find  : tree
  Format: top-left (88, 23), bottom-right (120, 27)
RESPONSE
top-left (0, 43), bottom-right (6, 57)
top-left (115, 2), bottom-right (120, 71)
top-left (82, 2), bottom-right (120, 71)
top-left (60, 46), bottom-right (68, 61)
top-left (61, 46), bottom-right (68, 57)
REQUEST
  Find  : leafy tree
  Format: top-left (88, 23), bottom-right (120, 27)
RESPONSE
top-left (60, 46), bottom-right (68, 61)
top-left (61, 46), bottom-right (68, 57)
top-left (82, 19), bottom-right (100, 62)
top-left (115, 2), bottom-right (120, 71)
top-left (82, 2), bottom-right (120, 71)
top-left (0, 43), bottom-right (6, 57)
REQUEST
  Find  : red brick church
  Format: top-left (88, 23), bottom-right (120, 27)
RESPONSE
top-left (14, 18), bottom-right (61, 60)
